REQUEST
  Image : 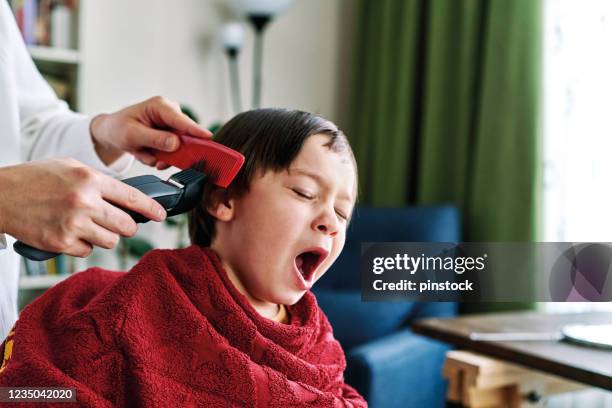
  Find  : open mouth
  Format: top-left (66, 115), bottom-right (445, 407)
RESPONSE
top-left (294, 248), bottom-right (329, 284)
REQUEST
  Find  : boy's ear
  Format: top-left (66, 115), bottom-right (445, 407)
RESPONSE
top-left (206, 188), bottom-right (235, 221)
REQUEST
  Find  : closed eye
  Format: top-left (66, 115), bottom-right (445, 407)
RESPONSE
top-left (292, 188), bottom-right (315, 200)
top-left (335, 209), bottom-right (348, 221)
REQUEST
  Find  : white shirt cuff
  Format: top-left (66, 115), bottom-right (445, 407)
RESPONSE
top-left (0, 234), bottom-right (6, 250)
top-left (64, 116), bottom-right (134, 177)
top-left (107, 150), bottom-right (134, 176)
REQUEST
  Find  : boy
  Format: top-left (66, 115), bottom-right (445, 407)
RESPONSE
top-left (0, 109), bottom-right (366, 407)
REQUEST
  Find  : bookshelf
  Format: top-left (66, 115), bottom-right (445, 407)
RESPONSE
top-left (19, 274), bottom-right (70, 290)
top-left (27, 45), bottom-right (80, 64)
top-left (10, 0), bottom-right (82, 110)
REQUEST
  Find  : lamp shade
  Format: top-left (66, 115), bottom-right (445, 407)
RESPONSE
top-left (220, 22), bottom-right (246, 50)
top-left (230, 0), bottom-right (294, 17)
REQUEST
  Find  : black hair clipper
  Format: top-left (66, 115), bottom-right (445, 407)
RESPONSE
top-left (13, 168), bottom-right (206, 262)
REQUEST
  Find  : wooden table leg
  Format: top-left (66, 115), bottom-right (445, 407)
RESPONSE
top-left (443, 350), bottom-right (587, 408)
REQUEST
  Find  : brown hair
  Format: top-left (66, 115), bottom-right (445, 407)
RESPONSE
top-left (188, 108), bottom-right (356, 247)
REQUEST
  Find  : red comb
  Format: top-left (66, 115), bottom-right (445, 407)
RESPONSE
top-left (154, 135), bottom-right (244, 188)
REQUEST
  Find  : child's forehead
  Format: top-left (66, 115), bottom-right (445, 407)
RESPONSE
top-left (249, 134), bottom-right (357, 201)
top-left (294, 135), bottom-right (352, 163)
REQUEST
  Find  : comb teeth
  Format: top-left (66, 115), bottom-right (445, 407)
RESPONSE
top-left (153, 136), bottom-right (244, 188)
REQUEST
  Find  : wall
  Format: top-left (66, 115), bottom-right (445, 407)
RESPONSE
top-left (79, 0), bottom-right (351, 129)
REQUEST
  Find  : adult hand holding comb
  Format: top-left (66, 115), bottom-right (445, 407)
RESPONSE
top-left (89, 96), bottom-right (212, 169)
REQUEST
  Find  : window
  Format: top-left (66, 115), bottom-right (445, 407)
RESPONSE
top-left (543, 0), bottom-right (612, 312)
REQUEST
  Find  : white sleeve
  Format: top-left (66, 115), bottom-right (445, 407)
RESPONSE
top-left (5, 1), bottom-right (132, 176)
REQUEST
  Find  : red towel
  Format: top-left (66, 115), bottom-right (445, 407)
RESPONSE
top-left (0, 246), bottom-right (367, 407)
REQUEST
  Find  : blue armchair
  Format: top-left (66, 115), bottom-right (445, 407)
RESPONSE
top-left (313, 206), bottom-right (461, 408)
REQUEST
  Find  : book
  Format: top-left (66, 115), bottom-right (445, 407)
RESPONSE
top-left (10, 0), bottom-right (78, 48)
top-left (11, 0), bottom-right (37, 45)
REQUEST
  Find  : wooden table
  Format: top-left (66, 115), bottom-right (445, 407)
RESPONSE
top-left (412, 312), bottom-right (612, 407)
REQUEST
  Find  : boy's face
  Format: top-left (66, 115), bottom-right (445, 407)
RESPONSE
top-left (211, 134), bottom-right (356, 310)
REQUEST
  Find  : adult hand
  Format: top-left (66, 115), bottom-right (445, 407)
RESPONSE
top-left (90, 96), bottom-right (212, 170)
top-left (0, 158), bottom-right (166, 257)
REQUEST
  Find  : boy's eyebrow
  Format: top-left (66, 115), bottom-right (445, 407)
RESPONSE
top-left (289, 168), bottom-right (353, 202)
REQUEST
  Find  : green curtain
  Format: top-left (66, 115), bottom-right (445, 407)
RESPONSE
top-left (350, 0), bottom-right (542, 312)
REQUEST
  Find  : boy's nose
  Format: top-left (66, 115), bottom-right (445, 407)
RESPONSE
top-left (313, 209), bottom-right (339, 237)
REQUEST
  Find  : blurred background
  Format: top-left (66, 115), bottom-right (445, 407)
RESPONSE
top-left (10, 0), bottom-right (611, 406)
